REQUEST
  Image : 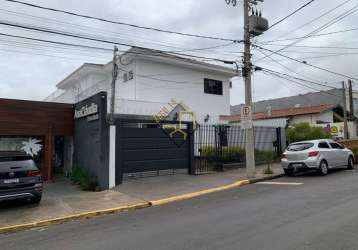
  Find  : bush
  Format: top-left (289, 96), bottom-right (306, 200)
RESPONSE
top-left (200, 146), bottom-right (277, 164)
top-left (200, 146), bottom-right (245, 163)
top-left (71, 166), bottom-right (99, 191)
top-left (287, 122), bottom-right (331, 143)
top-left (260, 150), bottom-right (274, 174)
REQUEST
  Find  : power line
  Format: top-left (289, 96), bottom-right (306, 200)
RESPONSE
top-left (2, 0), bottom-right (241, 42)
top-left (262, 70), bottom-right (326, 93)
top-left (254, 45), bottom-right (358, 81)
top-left (257, 44), bottom-right (358, 50)
top-left (256, 1), bottom-right (358, 61)
top-left (0, 20), bottom-right (239, 63)
top-left (266, 0), bottom-right (352, 41)
top-left (260, 68), bottom-right (343, 98)
top-left (255, 47), bottom-right (337, 88)
top-left (0, 7), bottom-right (241, 59)
top-left (268, 0), bottom-right (315, 30)
top-left (259, 27), bottom-right (358, 44)
top-left (0, 32), bottom-right (113, 52)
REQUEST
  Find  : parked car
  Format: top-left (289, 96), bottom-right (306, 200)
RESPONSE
top-left (0, 152), bottom-right (43, 203)
top-left (282, 139), bottom-right (354, 176)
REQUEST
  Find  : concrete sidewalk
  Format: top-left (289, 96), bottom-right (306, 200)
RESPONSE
top-left (0, 177), bottom-right (143, 227)
top-left (115, 164), bottom-right (283, 201)
top-left (0, 164), bottom-right (283, 228)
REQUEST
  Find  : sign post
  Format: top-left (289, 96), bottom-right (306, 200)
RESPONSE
top-left (241, 105), bottom-right (253, 130)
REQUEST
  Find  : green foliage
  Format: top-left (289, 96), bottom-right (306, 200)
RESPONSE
top-left (260, 150), bottom-right (274, 175)
top-left (71, 166), bottom-right (99, 191)
top-left (287, 123), bottom-right (331, 143)
top-left (200, 146), bottom-right (245, 163)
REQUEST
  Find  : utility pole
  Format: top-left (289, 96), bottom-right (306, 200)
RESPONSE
top-left (342, 81), bottom-right (349, 139)
top-left (108, 46), bottom-right (119, 125)
top-left (225, 0), bottom-right (267, 178)
top-left (108, 46), bottom-right (120, 189)
top-left (243, 0), bottom-right (256, 178)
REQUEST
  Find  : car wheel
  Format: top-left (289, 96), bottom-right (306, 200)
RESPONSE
top-left (318, 160), bottom-right (328, 176)
top-left (30, 195), bottom-right (42, 204)
top-left (347, 156), bottom-right (354, 170)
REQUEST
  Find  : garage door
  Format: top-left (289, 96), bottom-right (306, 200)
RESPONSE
top-left (115, 120), bottom-right (192, 184)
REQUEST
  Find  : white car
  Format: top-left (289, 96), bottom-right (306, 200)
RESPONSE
top-left (282, 139), bottom-right (354, 176)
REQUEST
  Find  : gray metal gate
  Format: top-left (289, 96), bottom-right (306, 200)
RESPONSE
top-left (115, 119), bottom-right (194, 184)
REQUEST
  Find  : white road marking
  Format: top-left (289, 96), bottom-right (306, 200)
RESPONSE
top-left (256, 181), bottom-right (303, 186)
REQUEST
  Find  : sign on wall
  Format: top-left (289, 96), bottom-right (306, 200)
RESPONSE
top-left (74, 103), bottom-right (99, 122)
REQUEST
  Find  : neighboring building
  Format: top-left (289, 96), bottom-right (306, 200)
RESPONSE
top-left (45, 47), bottom-right (237, 124)
top-left (225, 89), bottom-right (358, 138)
top-left (0, 98), bottom-right (74, 181)
top-left (231, 88), bottom-right (355, 116)
top-left (223, 104), bottom-right (346, 125)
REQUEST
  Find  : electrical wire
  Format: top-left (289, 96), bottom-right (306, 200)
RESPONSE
top-left (268, 0), bottom-right (315, 30)
top-left (262, 71), bottom-right (323, 94)
top-left (259, 27), bottom-right (358, 44)
top-left (2, 0), bottom-right (241, 42)
top-left (259, 67), bottom-right (345, 98)
top-left (0, 20), bottom-right (241, 63)
top-left (254, 47), bottom-right (337, 88)
top-left (258, 44), bottom-right (358, 50)
top-left (254, 45), bottom-right (358, 81)
top-left (256, 1), bottom-right (358, 61)
top-left (266, 0), bottom-right (352, 41)
top-left (0, 7), bottom-right (242, 58)
top-left (0, 7), bottom-right (237, 55)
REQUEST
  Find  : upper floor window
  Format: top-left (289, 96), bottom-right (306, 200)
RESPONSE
top-left (204, 78), bottom-right (223, 95)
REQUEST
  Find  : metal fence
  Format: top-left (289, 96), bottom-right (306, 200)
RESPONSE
top-left (194, 124), bottom-right (286, 174)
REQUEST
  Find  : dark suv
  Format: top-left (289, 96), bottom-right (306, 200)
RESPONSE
top-left (0, 152), bottom-right (43, 203)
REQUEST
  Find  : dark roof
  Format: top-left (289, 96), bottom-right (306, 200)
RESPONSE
top-left (231, 88), bottom-right (344, 115)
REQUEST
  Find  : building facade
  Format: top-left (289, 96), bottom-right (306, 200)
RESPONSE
top-left (45, 48), bottom-right (236, 124)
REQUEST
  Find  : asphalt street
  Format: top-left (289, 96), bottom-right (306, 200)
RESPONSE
top-left (2, 169), bottom-right (358, 250)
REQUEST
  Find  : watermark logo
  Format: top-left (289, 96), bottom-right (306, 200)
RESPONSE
top-left (153, 98), bottom-right (198, 143)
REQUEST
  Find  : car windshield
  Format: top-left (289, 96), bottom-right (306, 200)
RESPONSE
top-left (287, 143), bottom-right (314, 151)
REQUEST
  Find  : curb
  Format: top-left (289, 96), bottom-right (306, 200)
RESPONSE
top-left (150, 179), bottom-right (250, 206)
top-left (0, 202), bottom-right (150, 234)
top-left (0, 173), bottom-right (284, 234)
top-left (150, 173), bottom-right (284, 206)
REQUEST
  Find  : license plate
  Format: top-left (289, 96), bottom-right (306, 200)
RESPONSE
top-left (3, 178), bottom-right (19, 184)
top-left (292, 164), bottom-right (302, 167)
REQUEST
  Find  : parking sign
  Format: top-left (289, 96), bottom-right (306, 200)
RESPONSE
top-left (241, 105), bottom-right (253, 129)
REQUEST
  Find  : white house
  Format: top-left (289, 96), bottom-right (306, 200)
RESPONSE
top-left (45, 47), bottom-right (237, 124)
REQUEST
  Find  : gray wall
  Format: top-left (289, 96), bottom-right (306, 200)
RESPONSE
top-left (74, 92), bottom-right (109, 190)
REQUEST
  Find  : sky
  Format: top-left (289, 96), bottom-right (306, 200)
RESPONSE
top-left (0, 0), bottom-right (357, 105)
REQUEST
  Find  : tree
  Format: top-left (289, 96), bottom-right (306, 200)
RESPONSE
top-left (287, 123), bottom-right (331, 143)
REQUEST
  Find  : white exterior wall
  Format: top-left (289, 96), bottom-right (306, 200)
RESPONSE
top-left (123, 59), bottom-right (231, 123)
top-left (290, 111), bottom-right (334, 125)
top-left (48, 73), bottom-right (109, 104)
top-left (47, 59), bottom-right (233, 124)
